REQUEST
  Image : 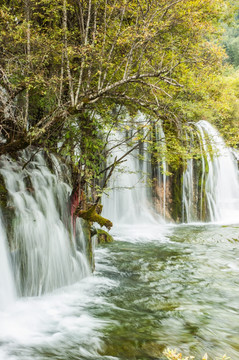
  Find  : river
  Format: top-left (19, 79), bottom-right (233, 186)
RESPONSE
top-left (1, 223), bottom-right (239, 360)
top-left (1, 120), bottom-right (239, 359)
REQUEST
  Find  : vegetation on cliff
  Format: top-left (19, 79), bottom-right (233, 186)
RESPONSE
top-left (0, 0), bottom-right (238, 221)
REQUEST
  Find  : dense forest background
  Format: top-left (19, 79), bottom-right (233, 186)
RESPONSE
top-left (224, 8), bottom-right (239, 67)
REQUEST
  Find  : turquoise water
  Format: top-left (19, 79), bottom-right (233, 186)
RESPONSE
top-left (1, 224), bottom-right (239, 359)
top-left (95, 224), bottom-right (239, 359)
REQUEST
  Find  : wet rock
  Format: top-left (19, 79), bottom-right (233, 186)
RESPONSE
top-left (80, 219), bottom-right (95, 270)
top-left (0, 174), bottom-right (13, 234)
top-left (96, 229), bottom-right (114, 244)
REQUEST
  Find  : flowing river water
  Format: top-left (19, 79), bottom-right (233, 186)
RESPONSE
top-left (1, 120), bottom-right (239, 359)
top-left (1, 223), bottom-right (239, 360)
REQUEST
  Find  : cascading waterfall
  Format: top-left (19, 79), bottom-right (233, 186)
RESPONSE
top-left (197, 120), bottom-right (239, 222)
top-left (0, 150), bottom-right (90, 297)
top-left (1, 121), bottom-right (239, 359)
top-left (155, 122), bottom-right (168, 220)
top-left (103, 117), bottom-right (239, 225)
top-left (182, 129), bottom-right (197, 223)
top-left (182, 156), bottom-right (194, 223)
top-left (102, 130), bottom-right (159, 226)
top-left (0, 211), bottom-right (16, 310)
top-left (182, 120), bottom-right (239, 223)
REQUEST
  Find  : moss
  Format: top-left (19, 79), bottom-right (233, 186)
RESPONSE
top-left (77, 204), bottom-right (113, 230)
top-left (96, 229), bottom-right (114, 244)
top-left (0, 174), bottom-right (14, 248)
top-left (80, 219), bottom-right (95, 270)
top-left (0, 175), bottom-right (8, 208)
top-left (169, 165), bottom-right (183, 222)
top-left (197, 154), bottom-right (209, 221)
top-left (204, 154), bottom-right (209, 175)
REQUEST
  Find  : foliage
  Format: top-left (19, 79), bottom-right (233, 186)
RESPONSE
top-left (0, 0), bottom-right (238, 207)
top-left (223, 6), bottom-right (239, 67)
top-left (163, 348), bottom-right (231, 360)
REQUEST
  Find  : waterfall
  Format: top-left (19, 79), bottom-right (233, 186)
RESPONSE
top-left (0, 150), bottom-right (90, 297)
top-left (182, 156), bottom-right (194, 223)
top-left (197, 120), bottom-right (239, 223)
top-left (103, 135), bottom-right (155, 225)
top-left (102, 124), bottom-right (164, 227)
top-left (182, 120), bottom-right (239, 223)
top-left (182, 129), bottom-right (197, 223)
top-left (103, 118), bottom-right (239, 226)
top-left (155, 122), bottom-right (168, 220)
top-left (0, 212), bottom-right (16, 310)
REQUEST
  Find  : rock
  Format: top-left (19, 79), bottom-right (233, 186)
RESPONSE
top-left (96, 229), bottom-right (114, 244)
top-left (0, 174), bottom-right (8, 209)
top-left (79, 218), bottom-right (95, 270)
top-left (0, 174), bottom-right (13, 237)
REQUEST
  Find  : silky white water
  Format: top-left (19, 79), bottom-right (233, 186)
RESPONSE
top-left (182, 120), bottom-right (239, 223)
top-left (182, 130), bottom-right (195, 223)
top-left (102, 127), bottom-right (166, 241)
top-left (0, 272), bottom-right (116, 360)
top-left (1, 121), bottom-right (239, 359)
top-left (0, 150), bottom-right (107, 360)
top-left (0, 150), bottom-right (90, 297)
top-left (102, 133), bottom-right (156, 225)
top-left (104, 120), bottom-right (239, 226)
top-left (197, 121), bottom-right (239, 223)
top-left (2, 223), bottom-right (239, 360)
top-left (155, 122), bottom-right (168, 220)
top-left (0, 212), bottom-right (16, 310)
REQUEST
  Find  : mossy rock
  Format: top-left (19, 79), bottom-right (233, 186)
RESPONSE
top-left (0, 174), bottom-right (8, 209)
top-left (80, 219), bottom-right (95, 270)
top-left (169, 165), bottom-right (183, 222)
top-left (0, 174), bottom-right (12, 222)
top-left (0, 173), bottom-right (15, 247)
top-left (78, 204), bottom-right (113, 230)
top-left (96, 229), bottom-right (114, 244)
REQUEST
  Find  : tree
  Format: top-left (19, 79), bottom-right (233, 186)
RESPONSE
top-left (223, 8), bottom-right (239, 67)
top-left (0, 0), bottom-right (235, 224)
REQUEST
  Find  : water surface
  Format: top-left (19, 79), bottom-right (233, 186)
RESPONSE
top-left (1, 224), bottom-right (239, 359)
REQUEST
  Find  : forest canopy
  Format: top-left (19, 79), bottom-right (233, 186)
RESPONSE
top-left (0, 0), bottom-right (238, 197)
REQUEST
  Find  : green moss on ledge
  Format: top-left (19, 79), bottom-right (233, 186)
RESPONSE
top-left (96, 229), bottom-right (114, 244)
top-left (77, 204), bottom-right (113, 230)
top-left (0, 174), bottom-right (13, 240)
top-left (0, 174), bottom-right (8, 209)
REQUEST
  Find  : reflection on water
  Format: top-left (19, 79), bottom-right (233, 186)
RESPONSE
top-left (1, 224), bottom-right (239, 359)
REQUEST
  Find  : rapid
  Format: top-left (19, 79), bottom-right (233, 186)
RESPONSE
top-left (1, 121), bottom-right (239, 359)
